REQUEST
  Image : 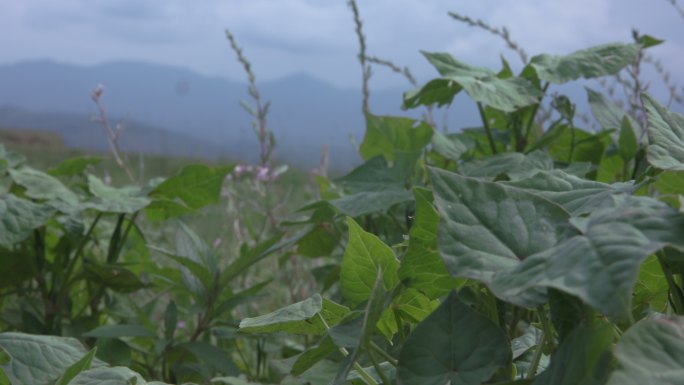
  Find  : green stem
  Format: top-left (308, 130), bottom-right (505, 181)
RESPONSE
top-left (538, 306), bottom-right (555, 351)
top-left (477, 102), bottom-right (498, 154)
top-left (368, 347), bottom-right (391, 385)
top-left (523, 82), bottom-right (550, 143)
top-left (657, 252), bottom-right (684, 315)
top-left (370, 342), bottom-right (398, 367)
top-left (527, 328), bottom-right (546, 380)
top-left (317, 313), bottom-right (378, 385)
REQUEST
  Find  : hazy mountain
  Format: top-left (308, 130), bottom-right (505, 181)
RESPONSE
top-left (0, 60), bottom-right (459, 169)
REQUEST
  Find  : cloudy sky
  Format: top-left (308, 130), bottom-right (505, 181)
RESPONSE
top-left (1, 0), bottom-right (683, 90)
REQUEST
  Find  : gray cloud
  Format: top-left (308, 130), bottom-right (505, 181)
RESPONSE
top-left (2, 0), bottom-right (683, 90)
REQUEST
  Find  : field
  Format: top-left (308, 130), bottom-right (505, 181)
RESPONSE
top-left (2, 2), bottom-right (684, 385)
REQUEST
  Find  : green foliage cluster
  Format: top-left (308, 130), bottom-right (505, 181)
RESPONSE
top-left (2, 19), bottom-right (684, 385)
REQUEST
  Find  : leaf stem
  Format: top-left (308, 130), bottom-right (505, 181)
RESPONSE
top-left (526, 328), bottom-right (545, 379)
top-left (317, 312), bottom-right (378, 385)
top-left (657, 251), bottom-right (684, 315)
top-left (477, 102), bottom-right (498, 154)
top-left (538, 306), bottom-right (555, 351)
top-left (370, 341), bottom-right (398, 367)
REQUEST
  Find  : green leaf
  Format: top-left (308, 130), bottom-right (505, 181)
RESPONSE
top-left (396, 291), bottom-right (510, 385)
top-left (491, 197), bottom-right (684, 320)
top-left (430, 168), bottom-right (570, 284)
top-left (67, 366), bottom-right (146, 385)
top-left (419, 52), bottom-right (543, 112)
top-left (82, 325), bottom-right (156, 338)
top-left (587, 88), bottom-right (641, 135)
top-left (431, 130), bottom-right (468, 161)
top-left (643, 93), bottom-right (684, 170)
top-left (146, 164), bottom-right (233, 220)
top-left (239, 294), bottom-right (349, 335)
top-left (291, 336), bottom-right (337, 376)
top-left (82, 260), bottom-right (146, 293)
top-left (360, 114), bottom-right (433, 162)
top-left (331, 154), bottom-right (416, 217)
top-left (9, 167), bottom-right (79, 206)
top-left (399, 188), bottom-right (459, 299)
top-left (164, 301), bottom-right (178, 340)
top-left (504, 169), bottom-right (635, 215)
top-left (377, 288), bottom-right (439, 339)
top-left (619, 116), bottom-right (639, 162)
top-left (0, 247), bottom-right (36, 288)
top-left (633, 255), bottom-right (670, 315)
top-left (55, 348), bottom-right (98, 385)
top-left (532, 324), bottom-right (613, 385)
top-left (48, 156), bottom-right (103, 177)
top-left (179, 341), bottom-right (238, 375)
top-left (607, 317), bottom-right (684, 385)
top-left (86, 175), bottom-right (150, 213)
top-left (341, 217), bottom-right (400, 306)
top-left (0, 195), bottom-right (54, 247)
top-left (297, 225), bottom-right (339, 258)
top-left (0, 332), bottom-right (100, 385)
top-left (403, 78), bottom-right (461, 109)
top-left (459, 151), bottom-right (554, 181)
top-left (530, 43), bottom-right (640, 84)
top-left (636, 34), bottom-right (664, 48)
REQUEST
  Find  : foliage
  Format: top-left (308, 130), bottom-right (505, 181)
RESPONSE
top-left (3, 6), bottom-right (684, 385)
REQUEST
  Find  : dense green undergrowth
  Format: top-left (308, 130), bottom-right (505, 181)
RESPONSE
top-left (2, 16), bottom-right (684, 385)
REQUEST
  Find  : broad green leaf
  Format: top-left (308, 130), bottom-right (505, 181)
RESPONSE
top-left (55, 348), bottom-right (98, 385)
top-left (396, 291), bottom-right (510, 385)
top-left (430, 168), bottom-right (570, 284)
top-left (403, 78), bottom-right (461, 109)
top-left (175, 222), bottom-right (218, 285)
top-left (340, 217), bottom-right (399, 306)
top-left (164, 301), bottom-right (178, 340)
top-left (86, 175), bottom-right (150, 213)
top-left (146, 164), bottom-right (233, 220)
top-left (48, 156), bottom-right (102, 177)
top-left (377, 289), bottom-right (439, 340)
top-left (0, 195), bottom-right (54, 247)
top-left (0, 332), bottom-right (100, 385)
top-left (644, 93), bottom-right (684, 170)
top-left (656, 170), bottom-right (684, 195)
top-left (239, 295), bottom-right (349, 335)
top-left (331, 154), bottom-right (416, 216)
top-left (94, 338), bottom-right (131, 367)
top-left (633, 255), bottom-right (670, 316)
top-left (67, 366), bottom-right (146, 385)
top-left (431, 130), bottom-right (467, 161)
top-left (360, 114), bottom-right (432, 162)
top-left (530, 43), bottom-right (640, 84)
top-left (532, 324), bottom-right (613, 385)
top-left (619, 116), bottom-right (639, 162)
top-left (548, 127), bottom-right (609, 166)
top-left (511, 326), bottom-right (541, 360)
top-left (83, 324), bottom-right (156, 338)
top-left (0, 247), bottom-right (36, 288)
top-left (297, 225), bottom-right (339, 258)
top-left (330, 189), bottom-right (413, 217)
top-left (179, 341), bottom-right (239, 374)
top-left (505, 169), bottom-right (635, 215)
top-left (587, 88), bottom-right (641, 136)
top-left (291, 336), bottom-right (337, 376)
top-left (459, 151), bottom-right (554, 181)
top-left (399, 188), bottom-right (459, 299)
top-left (491, 197), bottom-right (684, 319)
top-left (9, 167), bottom-right (79, 206)
top-left (607, 317), bottom-right (684, 385)
top-left (82, 260), bottom-right (146, 293)
top-left (417, 52), bottom-right (542, 112)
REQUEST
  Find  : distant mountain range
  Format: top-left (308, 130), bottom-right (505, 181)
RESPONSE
top-left (0, 60), bottom-right (473, 169)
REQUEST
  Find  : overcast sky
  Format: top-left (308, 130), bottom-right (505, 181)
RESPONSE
top-left (1, 0), bottom-right (683, 90)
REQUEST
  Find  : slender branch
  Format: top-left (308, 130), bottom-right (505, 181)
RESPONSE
top-left (448, 12), bottom-right (528, 64)
top-left (91, 85), bottom-right (136, 183)
top-left (348, 0), bottom-right (372, 115)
